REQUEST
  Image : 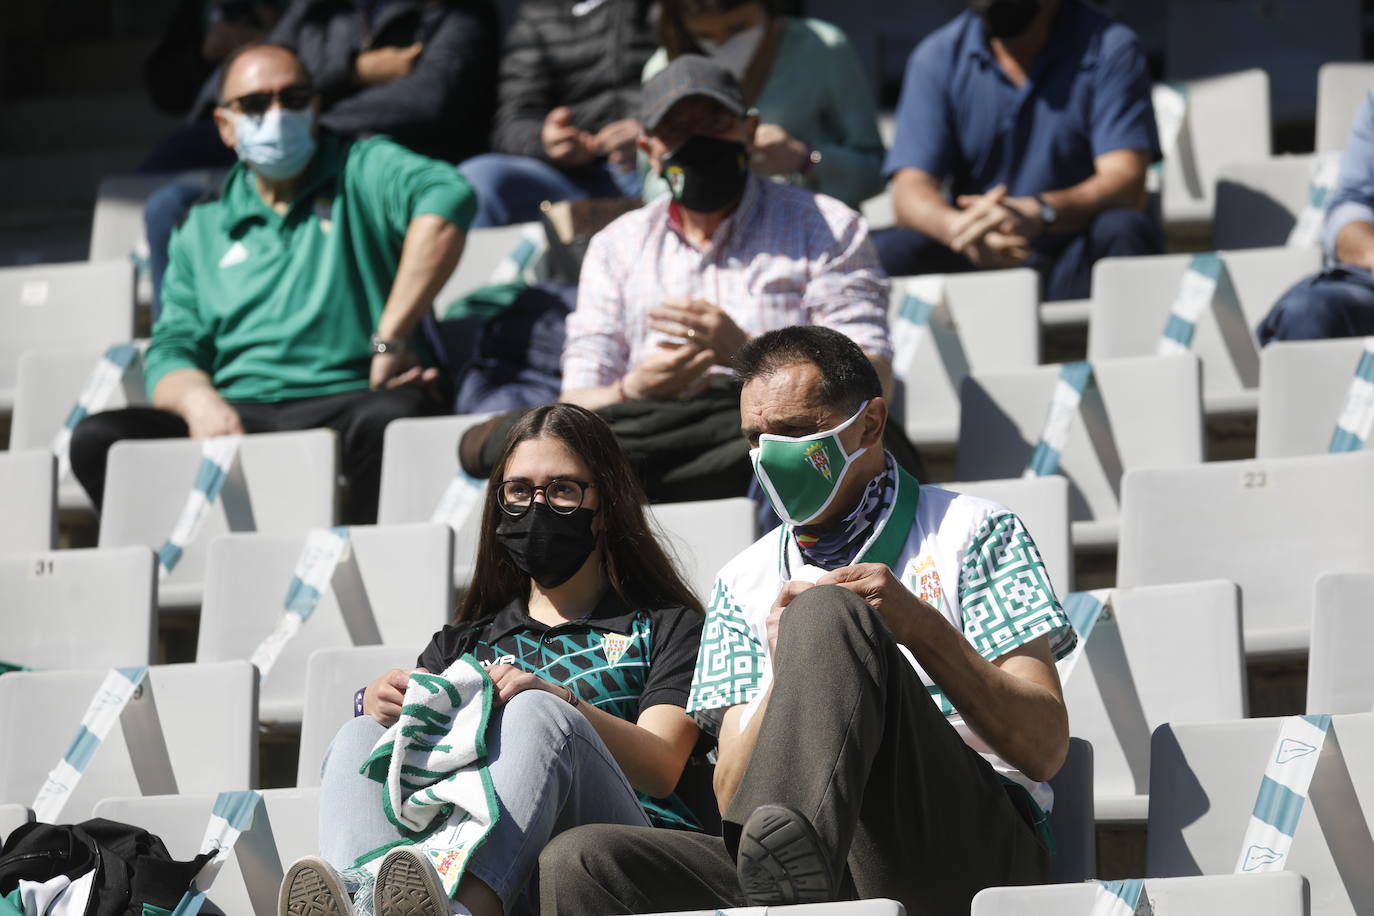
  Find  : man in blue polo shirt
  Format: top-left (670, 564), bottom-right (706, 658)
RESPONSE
top-left (874, 0), bottom-right (1163, 301)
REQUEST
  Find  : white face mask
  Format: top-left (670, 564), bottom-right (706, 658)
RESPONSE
top-left (695, 22), bottom-right (765, 81)
top-left (230, 106), bottom-right (317, 182)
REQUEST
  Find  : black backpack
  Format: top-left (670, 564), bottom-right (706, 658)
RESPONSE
top-left (0, 818), bottom-right (211, 916)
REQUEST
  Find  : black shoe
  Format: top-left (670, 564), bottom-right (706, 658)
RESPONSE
top-left (736, 804), bottom-right (836, 906)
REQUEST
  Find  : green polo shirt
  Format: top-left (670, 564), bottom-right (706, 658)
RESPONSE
top-left (146, 132), bottom-right (476, 403)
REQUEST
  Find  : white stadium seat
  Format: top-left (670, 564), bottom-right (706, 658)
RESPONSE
top-left (639, 903), bottom-right (903, 916)
top-left (1047, 737), bottom-right (1096, 884)
top-left (99, 430), bottom-right (338, 610)
top-left (198, 524), bottom-right (453, 726)
top-left (1118, 452), bottom-right (1374, 657)
top-left (0, 449), bottom-right (55, 556)
top-left (0, 546), bottom-right (156, 671)
top-left (1258, 338), bottom-right (1374, 459)
top-left (1064, 580), bottom-right (1245, 823)
top-left (89, 171), bottom-right (221, 263)
top-left (1307, 573), bottom-right (1374, 716)
top-left (432, 222), bottom-right (545, 314)
top-left (957, 355), bottom-right (1203, 550)
top-left (1212, 154), bottom-right (1319, 251)
top-left (0, 661), bottom-right (258, 824)
top-left (297, 645), bottom-right (418, 787)
top-left (0, 805), bottom-right (30, 844)
top-left (973, 873), bottom-right (1309, 916)
top-left (0, 259), bottom-right (134, 411)
top-left (648, 498), bottom-right (758, 605)
top-left (1148, 713), bottom-right (1374, 916)
top-left (1087, 247), bottom-right (1321, 416)
top-left (941, 476), bottom-right (1073, 597)
top-left (1317, 64), bottom-right (1374, 154)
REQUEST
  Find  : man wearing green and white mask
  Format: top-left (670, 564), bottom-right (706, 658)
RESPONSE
top-left (539, 325), bottom-right (1075, 914)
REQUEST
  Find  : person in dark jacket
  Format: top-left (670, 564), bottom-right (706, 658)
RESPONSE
top-left (458, 0), bottom-right (658, 228)
top-left (280, 403), bottom-right (706, 916)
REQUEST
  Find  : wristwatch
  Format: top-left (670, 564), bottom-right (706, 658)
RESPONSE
top-left (370, 333), bottom-right (409, 355)
top-left (800, 144), bottom-right (822, 178)
top-left (1035, 194), bottom-right (1058, 231)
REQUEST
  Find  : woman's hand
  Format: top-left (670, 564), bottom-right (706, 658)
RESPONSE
top-left (487, 664), bottom-right (574, 707)
top-left (363, 667), bottom-right (429, 726)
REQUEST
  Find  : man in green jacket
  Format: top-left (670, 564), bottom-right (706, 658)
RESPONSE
top-left (71, 42), bottom-right (476, 523)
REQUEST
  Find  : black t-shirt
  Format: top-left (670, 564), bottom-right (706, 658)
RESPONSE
top-left (416, 590), bottom-right (704, 829)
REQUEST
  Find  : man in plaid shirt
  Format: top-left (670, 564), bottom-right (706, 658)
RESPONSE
top-left (560, 55), bottom-right (892, 410)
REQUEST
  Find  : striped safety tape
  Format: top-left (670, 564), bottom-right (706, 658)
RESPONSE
top-left (1157, 252), bottom-right (1234, 356)
top-left (890, 276), bottom-right (949, 383)
top-left (1235, 714), bottom-right (1330, 873)
top-left (170, 789), bottom-right (265, 916)
top-left (432, 470), bottom-right (487, 536)
top-left (488, 224), bottom-right (548, 286)
top-left (1024, 362), bottom-right (1095, 478)
top-left (1056, 589), bottom-right (1113, 685)
top-left (1090, 878), bottom-right (1151, 916)
top-left (1148, 82), bottom-right (1188, 192)
top-left (1329, 338), bottom-right (1374, 453)
top-left (32, 666), bottom-right (149, 823)
top-left (1287, 152), bottom-right (1343, 249)
top-left (157, 435), bottom-right (243, 578)
top-left (51, 344), bottom-right (139, 481)
top-left (249, 527), bottom-right (352, 679)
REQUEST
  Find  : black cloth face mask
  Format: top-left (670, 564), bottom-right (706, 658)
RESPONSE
top-left (495, 502), bottom-right (599, 589)
top-left (969, 0), bottom-right (1041, 39)
top-left (659, 134), bottom-right (750, 214)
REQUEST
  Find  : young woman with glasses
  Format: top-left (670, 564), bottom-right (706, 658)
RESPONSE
top-left (283, 404), bottom-right (706, 916)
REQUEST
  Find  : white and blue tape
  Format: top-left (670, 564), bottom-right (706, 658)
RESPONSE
top-left (169, 789), bottom-right (265, 916)
top-left (1056, 589), bottom-right (1113, 685)
top-left (890, 276), bottom-right (949, 383)
top-left (488, 224), bottom-right (547, 286)
top-left (1149, 82), bottom-right (1188, 193)
top-left (1024, 362), bottom-right (1095, 478)
top-left (1090, 878), bottom-right (1150, 916)
top-left (1158, 253), bottom-right (1232, 356)
top-left (249, 527), bottom-right (352, 679)
top-left (157, 435), bottom-right (243, 578)
top-left (32, 666), bottom-right (149, 823)
top-left (432, 470), bottom-right (488, 536)
top-left (1329, 338), bottom-right (1374, 453)
top-left (1287, 152), bottom-right (1342, 249)
top-left (51, 344), bottom-right (139, 481)
top-left (1235, 714), bottom-right (1330, 873)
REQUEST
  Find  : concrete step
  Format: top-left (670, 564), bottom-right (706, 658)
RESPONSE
top-left (0, 92), bottom-right (179, 155)
top-left (39, 38), bottom-right (159, 95)
top-left (0, 148), bottom-right (144, 212)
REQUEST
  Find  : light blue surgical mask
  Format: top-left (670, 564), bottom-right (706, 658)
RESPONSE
top-left (231, 107), bottom-right (317, 181)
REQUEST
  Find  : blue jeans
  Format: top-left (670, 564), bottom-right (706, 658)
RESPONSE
top-left (458, 154), bottom-right (642, 229)
top-left (145, 179), bottom-right (214, 321)
top-left (319, 690), bottom-right (650, 913)
top-left (1257, 266), bottom-right (1374, 344)
top-left (871, 207), bottom-right (1164, 301)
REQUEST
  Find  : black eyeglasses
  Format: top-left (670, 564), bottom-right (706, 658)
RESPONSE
top-left (220, 84), bottom-right (317, 118)
top-left (498, 478), bottom-right (595, 517)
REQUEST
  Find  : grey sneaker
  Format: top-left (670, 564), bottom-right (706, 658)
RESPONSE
top-left (373, 847), bottom-right (450, 916)
top-left (279, 856), bottom-right (354, 916)
top-left (736, 804), bottom-right (836, 906)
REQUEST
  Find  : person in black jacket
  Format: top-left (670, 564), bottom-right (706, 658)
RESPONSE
top-left (280, 403), bottom-right (707, 916)
top-left (458, 0), bottom-right (658, 228)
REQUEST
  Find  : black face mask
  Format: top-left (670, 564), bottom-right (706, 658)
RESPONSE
top-left (495, 503), bottom-right (599, 589)
top-left (660, 134), bottom-right (750, 214)
top-left (969, 0), bottom-right (1041, 39)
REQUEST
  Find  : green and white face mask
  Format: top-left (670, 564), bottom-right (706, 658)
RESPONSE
top-left (750, 401), bottom-right (870, 526)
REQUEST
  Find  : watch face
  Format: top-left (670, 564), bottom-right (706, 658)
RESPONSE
top-left (1039, 200), bottom-right (1056, 226)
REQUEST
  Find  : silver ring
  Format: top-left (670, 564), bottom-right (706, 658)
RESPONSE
top-left (686, 328), bottom-right (697, 339)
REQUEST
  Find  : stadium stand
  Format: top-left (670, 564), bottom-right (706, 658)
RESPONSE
top-left (94, 787), bottom-right (322, 916)
top-left (1148, 713), bottom-right (1374, 916)
top-left (1213, 154), bottom-right (1321, 251)
top-left (1087, 246), bottom-right (1322, 416)
top-left (197, 524), bottom-right (454, 727)
top-left (1257, 338), bottom-right (1374, 458)
top-left (1118, 451), bottom-right (1374, 657)
top-left (0, 661), bottom-right (258, 825)
top-left (887, 268), bottom-right (1040, 446)
top-left (647, 497), bottom-right (758, 604)
top-left (0, 259), bottom-right (134, 412)
top-left (1062, 580), bottom-right (1245, 823)
top-left (1317, 63), bottom-right (1374, 154)
top-left (297, 645), bottom-right (416, 788)
top-left (1, 545), bottom-right (156, 670)
top-left (956, 354), bottom-right (1203, 550)
top-left (98, 430), bottom-right (338, 610)
top-left (1307, 573), bottom-right (1374, 716)
top-left (941, 475), bottom-right (1073, 597)
top-left (0, 449), bottom-right (56, 556)
top-left (973, 872), bottom-right (1310, 916)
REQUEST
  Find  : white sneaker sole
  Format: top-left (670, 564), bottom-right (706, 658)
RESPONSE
top-left (279, 856), bottom-right (353, 916)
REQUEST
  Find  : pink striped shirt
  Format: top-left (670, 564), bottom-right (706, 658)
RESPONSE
top-left (562, 175), bottom-right (892, 390)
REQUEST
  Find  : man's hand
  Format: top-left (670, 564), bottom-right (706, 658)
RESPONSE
top-left (593, 118), bottom-right (641, 171)
top-left (964, 231), bottom-right (1031, 268)
top-left (766, 580), bottom-right (815, 656)
top-left (542, 107), bottom-right (598, 167)
top-left (356, 44), bottom-right (423, 86)
top-left (369, 351), bottom-right (439, 391)
top-left (182, 387), bottom-right (244, 439)
top-left (648, 298), bottom-right (750, 367)
top-left (487, 664), bottom-right (573, 706)
top-left (364, 666), bottom-right (429, 725)
top-left (751, 123), bottom-right (809, 176)
top-left (622, 342), bottom-right (717, 401)
top-left (816, 562), bottom-right (931, 644)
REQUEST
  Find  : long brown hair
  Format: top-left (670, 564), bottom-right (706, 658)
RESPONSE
top-left (658, 0), bottom-right (775, 59)
top-left (456, 404), bottom-right (704, 621)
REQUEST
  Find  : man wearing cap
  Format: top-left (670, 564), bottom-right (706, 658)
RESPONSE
top-left (559, 54), bottom-right (892, 413)
top-left (69, 43), bottom-right (475, 524)
top-left (539, 324), bottom-right (1073, 914)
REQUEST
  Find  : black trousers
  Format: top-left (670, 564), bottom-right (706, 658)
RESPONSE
top-left (537, 587), bottom-right (1049, 916)
top-left (69, 386), bottom-right (436, 525)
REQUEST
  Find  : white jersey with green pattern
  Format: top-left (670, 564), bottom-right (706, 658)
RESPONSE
top-left (687, 473), bottom-right (1076, 811)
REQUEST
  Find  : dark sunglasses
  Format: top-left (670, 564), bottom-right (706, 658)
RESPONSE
top-left (221, 84), bottom-right (318, 118)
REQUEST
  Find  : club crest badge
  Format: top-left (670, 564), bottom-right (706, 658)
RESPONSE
top-left (803, 442), bottom-right (833, 480)
top-left (666, 165), bottom-right (686, 197)
top-left (602, 633), bottom-right (631, 666)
